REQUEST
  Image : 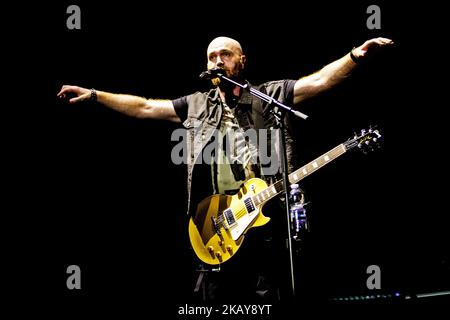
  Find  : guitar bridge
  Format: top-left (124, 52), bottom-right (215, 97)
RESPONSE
top-left (211, 216), bottom-right (224, 241)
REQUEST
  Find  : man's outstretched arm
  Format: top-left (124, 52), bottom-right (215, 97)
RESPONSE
top-left (57, 85), bottom-right (181, 123)
top-left (293, 37), bottom-right (393, 105)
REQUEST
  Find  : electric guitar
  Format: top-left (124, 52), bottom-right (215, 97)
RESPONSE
top-left (188, 128), bottom-right (382, 265)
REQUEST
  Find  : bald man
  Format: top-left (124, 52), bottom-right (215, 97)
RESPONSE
top-left (58, 35), bottom-right (393, 301)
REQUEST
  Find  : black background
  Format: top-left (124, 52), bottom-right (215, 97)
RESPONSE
top-left (4, 0), bottom-right (448, 317)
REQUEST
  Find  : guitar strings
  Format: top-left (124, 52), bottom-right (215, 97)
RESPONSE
top-left (215, 145), bottom-right (345, 227)
top-left (216, 179), bottom-right (285, 226)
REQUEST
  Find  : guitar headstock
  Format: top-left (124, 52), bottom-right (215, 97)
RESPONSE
top-left (344, 127), bottom-right (382, 153)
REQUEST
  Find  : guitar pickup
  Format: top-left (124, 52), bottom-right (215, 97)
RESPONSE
top-left (223, 208), bottom-right (236, 227)
top-left (244, 198), bottom-right (255, 213)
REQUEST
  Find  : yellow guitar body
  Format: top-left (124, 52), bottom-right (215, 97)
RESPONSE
top-left (188, 178), bottom-right (270, 265)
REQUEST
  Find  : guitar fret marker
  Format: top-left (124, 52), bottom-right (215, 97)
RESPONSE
top-left (312, 162), bottom-right (318, 169)
top-left (324, 155), bottom-right (330, 161)
top-left (302, 168), bottom-right (307, 175)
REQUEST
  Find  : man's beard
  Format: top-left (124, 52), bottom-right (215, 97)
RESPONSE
top-left (211, 67), bottom-right (243, 88)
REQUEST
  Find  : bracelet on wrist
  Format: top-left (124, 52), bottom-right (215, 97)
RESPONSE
top-left (90, 88), bottom-right (97, 101)
top-left (350, 48), bottom-right (360, 63)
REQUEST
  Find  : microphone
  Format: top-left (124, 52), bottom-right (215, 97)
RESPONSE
top-left (199, 67), bottom-right (226, 80)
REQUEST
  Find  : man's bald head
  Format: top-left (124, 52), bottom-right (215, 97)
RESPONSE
top-left (207, 36), bottom-right (244, 57)
top-left (206, 36), bottom-right (247, 83)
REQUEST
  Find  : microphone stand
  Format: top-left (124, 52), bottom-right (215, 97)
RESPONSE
top-left (214, 72), bottom-right (308, 299)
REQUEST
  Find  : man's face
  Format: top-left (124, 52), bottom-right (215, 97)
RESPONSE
top-left (206, 37), bottom-right (246, 79)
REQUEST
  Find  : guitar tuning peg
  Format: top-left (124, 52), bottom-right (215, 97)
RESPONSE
top-left (361, 129), bottom-right (366, 135)
top-left (374, 130), bottom-right (382, 138)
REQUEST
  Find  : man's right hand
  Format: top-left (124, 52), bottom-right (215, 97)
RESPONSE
top-left (57, 85), bottom-right (91, 104)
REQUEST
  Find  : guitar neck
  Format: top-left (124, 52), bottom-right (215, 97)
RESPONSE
top-left (252, 144), bottom-right (347, 206)
top-left (288, 144), bottom-right (347, 184)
